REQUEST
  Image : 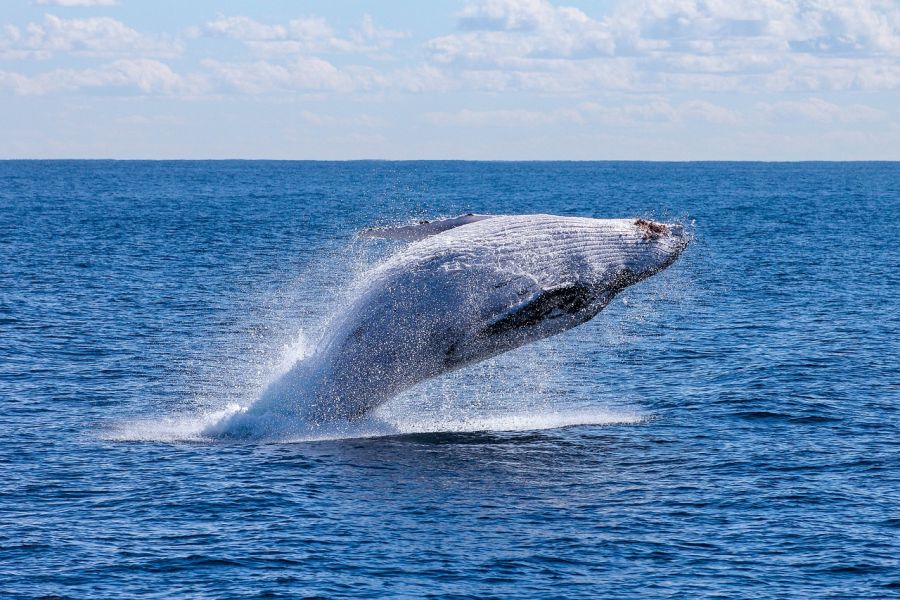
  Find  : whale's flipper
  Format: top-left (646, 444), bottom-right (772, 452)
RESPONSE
top-left (360, 214), bottom-right (497, 241)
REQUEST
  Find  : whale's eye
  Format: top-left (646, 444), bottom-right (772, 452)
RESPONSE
top-left (635, 218), bottom-right (667, 239)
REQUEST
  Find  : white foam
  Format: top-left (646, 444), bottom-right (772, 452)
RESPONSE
top-left (101, 404), bottom-right (246, 443)
top-left (103, 404), bottom-right (646, 444)
top-left (376, 408), bottom-right (646, 436)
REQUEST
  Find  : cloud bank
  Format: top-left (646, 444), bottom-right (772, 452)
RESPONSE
top-left (2, 0), bottom-right (899, 158)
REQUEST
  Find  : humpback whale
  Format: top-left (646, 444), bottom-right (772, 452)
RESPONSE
top-left (214, 214), bottom-right (688, 435)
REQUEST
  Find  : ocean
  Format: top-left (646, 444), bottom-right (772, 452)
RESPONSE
top-left (1, 161), bottom-right (897, 597)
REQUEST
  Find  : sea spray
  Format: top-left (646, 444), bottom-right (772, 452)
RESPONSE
top-left (111, 215), bottom-right (683, 443)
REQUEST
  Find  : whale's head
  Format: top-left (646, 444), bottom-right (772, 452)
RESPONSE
top-left (518, 215), bottom-right (688, 295)
top-left (519, 215), bottom-right (689, 316)
top-left (601, 218), bottom-right (689, 291)
top-left (442, 215), bottom-right (689, 368)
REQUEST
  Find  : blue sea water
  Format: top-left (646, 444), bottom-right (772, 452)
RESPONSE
top-left (1, 161), bottom-right (898, 598)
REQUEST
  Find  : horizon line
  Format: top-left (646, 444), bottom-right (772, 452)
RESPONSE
top-left (2, 158), bottom-right (899, 163)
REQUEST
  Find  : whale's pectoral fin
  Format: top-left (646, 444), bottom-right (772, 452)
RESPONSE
top-left (480, 283), bottom-right (594, 338)
top-left (359, 214), bottom-right (498, 241)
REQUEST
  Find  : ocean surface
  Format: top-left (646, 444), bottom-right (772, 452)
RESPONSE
top-left (1, 161), bottom-right (898, 598)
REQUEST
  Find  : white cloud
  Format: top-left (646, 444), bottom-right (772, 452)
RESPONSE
top-left (0, 14), bottom-right (181, 59)
top-left (756, 97), bottom-right (886, 123)
top-left (205, 14), bottom-right (406, 57)
top-left (291, 111), bottom-right (381, 127)
top-left (421, 96), bottom-right (892, 140)
top-left (205, 16), bottom-right (286, 42)
top-left (392, 65), bottom-right (455, 93)
top-left (0, 59), bottom-right (196, 95)
top-left (430, 0), bottom-right (616, 64)
top-left (459, 0), bottom-right (559, 32)
top-left (425, 99), bottom-right (742, 128)
top-left (425, 107), bottom-right (584, 126)
top-left (114, 114), bottom-right (183, 126)
top-left (35, 0), bottom-right (118, 6)
top-left (201, 57), bottom-right (365, 93)
top-left (352, 15), bottom-right (408, 53)
top-left (579, 98), bottom-right (745, 126)
top-left (424, 0), bottom-right (900, 93)
top-left (0, 0), bottom-right (897, 111)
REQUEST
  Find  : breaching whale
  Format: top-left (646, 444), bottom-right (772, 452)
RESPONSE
top-left (213, 214), bottom-right (688, 435)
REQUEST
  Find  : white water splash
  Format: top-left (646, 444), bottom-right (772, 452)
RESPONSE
top-left (107, 332), bottom-right (648, 442)
top-left (103, 404), bottom-right (646, 443)
top-left (106, 218), bottom-right (681, 445)
top-left (105, 285), bottom-right (653, 444)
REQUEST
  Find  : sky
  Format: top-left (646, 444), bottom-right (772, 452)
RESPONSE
top-left (1, 0), bottom-right (899, 160)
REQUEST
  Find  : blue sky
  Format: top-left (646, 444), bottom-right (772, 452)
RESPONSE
top-left (1, 0), bottom-right (899, 159)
